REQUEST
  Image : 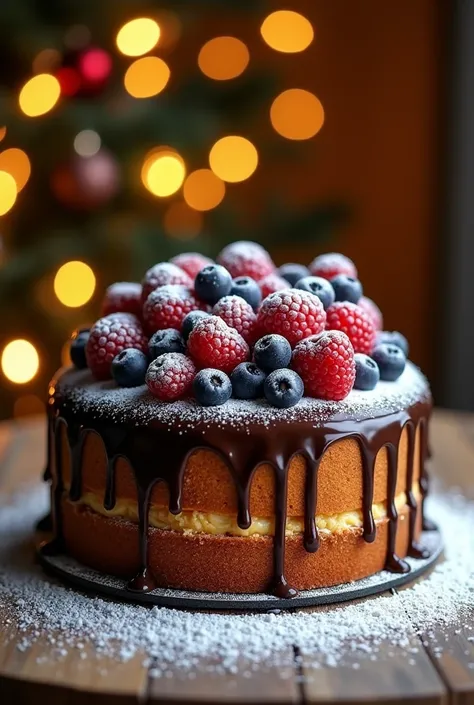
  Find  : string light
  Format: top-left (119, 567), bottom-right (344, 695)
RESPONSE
top-left (261, 11), bottom-right (314, 53)
top-left (0, 149), bottom-right (31, 192)
top-left (54, 261), bottom-right (96, 307)
top-left (0, 171), bottom-right (17, 216)
top-left (163, 201), bottom-right (203, 239)
top-left (198, 37), bottom-right (249, 80)
top-left (270, 89), bottom-right (324, 140)
top-left (116, 18), bottom-right (160, 57)
top-left (74, 130), bottom-right (101, 157)
top-left (19, 74), bottom-right (61, 117)
top-left (141, 149), bottom-right (186, 197)
top-left (2, 340), bottom-right (39, 384)
top-left (183, 169), bottom-right (225, 211)
top-left (124, 57), bottom-right (170, 98)
top-left (209, 136), bottom-right (258, 183)
top-left (13, 395), bottom-right (45, 418)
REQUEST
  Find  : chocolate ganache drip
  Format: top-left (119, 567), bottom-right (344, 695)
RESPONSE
top-left (44, 377), bottom-right (432, 598)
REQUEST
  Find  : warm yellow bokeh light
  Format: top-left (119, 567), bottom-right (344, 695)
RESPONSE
top-left (183, 169), bottom-right (225, 211)
top-left (270, 89), bottom-right (324, 140)
top-left (209, 136), bottom-right (258, 183)
top-left (261, 11), bottom-right (314, 53)
top-left (0, 127), bottom-right (7, 142)
top-left (116, 18), bottom-right (160, 57)
top-left (14, 394), bottom-right (45, 418)
top-left (142, 149), bottom-right (186, 197)
top-left (124, 56), bottom-right (170, 98)
top-left (0, 171), bottom-right (17, 216)
top-left (19, 74), bottom-right (61, 117)
top-left (2, 340), bottom-right (39, 384)
top-left (0, 149), bottom-right (31, 192)
top-left (54, 261), bottom-right (96, 307)
top-left (163, 201), bottom-right (203, 239)
top-left (198, 37), bottom-right (249, 80)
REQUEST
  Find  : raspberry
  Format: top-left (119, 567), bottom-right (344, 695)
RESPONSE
top-left (141, 262), bottom-right (192, 302)
top-left (256, 289), bottom-right (326, 347)
top-left (326, 301), bottom-right (376, 354)
top-left (212, 295), bottom-right (258, 344)
top-left (170, 252), bottom-right (214, 280)
top-left (188, 315), bottom-right (249, 373)
top-left (146, 353), bottom-right (196, 401)
top-left (143, 285), bottom-right (206, 334)
top-left (86, 314), bottom-right (148, 380)
top-left (292, 331), bottom-right (356, 400)
top-left (101, 282), bottom-right (142, 317)
top-left (309, 253), bottom-right (357, 281)
top-left (259, 273), bottom-right (289, 300)
top-left (217, 241), bottom-right (275, 280)
top-left (358, 296), bottom-right (383, 332)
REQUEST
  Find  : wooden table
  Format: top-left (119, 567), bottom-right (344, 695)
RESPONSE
top-left (0, 410), bottom-right (473, 705)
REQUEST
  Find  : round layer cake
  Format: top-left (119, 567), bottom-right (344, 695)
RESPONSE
top-left (46, 361), bottom-right (431, 596)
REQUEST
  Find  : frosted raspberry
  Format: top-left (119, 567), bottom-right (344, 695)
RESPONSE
top-left (309, 253), bottom-right (357, 281)
top-left (292, 331), bottom-right (356, 401)
top-left (143, 285), bottom-right (206, 334)
top-left (86, 314), bottom-right (148, 380)
top-left (141, 262), bottom-right (192, 302)
top-left (188, 315), bottom-right (249, 373)
top-left (256, 289), bottom-right (326, 347)
top-left (217, 241), bottom-right (275, 280)
top-left (326, 301), bottom-right (376, 354)
top-left (101, 282), bottom-right (142, 317)
top-left (170, 252), bottom-right (214, 280)
top-left (146, 353), bottom-right (196, 401)
top-left (358, 296), bottom-right (383, 332)
top-left (212, 295), bottom-right (258, 345)
top-left (259, 273), bottom-right (290, 300)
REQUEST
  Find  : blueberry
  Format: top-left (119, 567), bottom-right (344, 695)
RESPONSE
top-left (330, 274), bottom-right (363, 304)
top-left (372, 344), bottom-right (406, 382)
top-left (194, 264), bottom-right (232, 305)
top-left (149, 329), bottom-right (185, 359)
top-left (264, 369), bottom-right (304, 409)
top-left (111, 348), bottom-right (148, 387)
top-left (182, 310), bottom-right (210, 341)
top-left (70, 328), bottom-right (90, 369)
top-left (354, 353), bottom-right (380, 391)
top-left (278, 263), bottom-right (310, 287)
top-left (295, 276), bottom-right (335, 310)
top-left (193, 368), bottom-right (232, 406)
top-left (229, 276), bottom-right (262, 309)
top-left (254, 334), bottom-right (292, 372)
top-left (375, 331), bottom-right (409, 357)
top-left (230, 362), bottom-right (266, 399)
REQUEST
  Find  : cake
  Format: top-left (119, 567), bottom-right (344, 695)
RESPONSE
top-left (43, 244), bottom-right (433, 597)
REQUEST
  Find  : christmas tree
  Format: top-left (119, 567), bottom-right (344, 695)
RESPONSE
top-left (0, 0), bottom-right (345, 418)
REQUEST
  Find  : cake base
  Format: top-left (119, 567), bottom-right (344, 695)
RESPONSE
top-left (37, 528), bottom-right (442, 611)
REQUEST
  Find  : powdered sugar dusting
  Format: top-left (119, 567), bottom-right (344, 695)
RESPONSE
top-left (52, 361), bottom-right (430, 431)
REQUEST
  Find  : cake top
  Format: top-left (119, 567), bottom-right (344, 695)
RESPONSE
top-left (65, 242), bottom-right (420, 414)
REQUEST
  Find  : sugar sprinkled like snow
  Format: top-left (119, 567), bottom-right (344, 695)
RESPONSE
top-left (0, 483), bottom-right (472, 674)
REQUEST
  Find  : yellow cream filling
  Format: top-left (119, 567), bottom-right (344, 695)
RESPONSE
top-left (73, 488), bottom-right (419, 538)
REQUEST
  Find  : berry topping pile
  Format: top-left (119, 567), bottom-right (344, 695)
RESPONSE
top-left (70, 243), bottom-right (409, 406)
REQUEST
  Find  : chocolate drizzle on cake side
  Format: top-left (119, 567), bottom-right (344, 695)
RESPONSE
top-left (43, 374), bottom-right (433, 599)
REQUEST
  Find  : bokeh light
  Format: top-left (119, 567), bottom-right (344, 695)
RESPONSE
top-left (79, 48), bottom-right (112, 84)
top-left (0, 149), bottom-right (31, 192)
top-left (64, 25), bottom-right (91, 50)
top-left (19, 74), bottom-right (61, 117)
top-left (183, 169), bottom-right (225, 211)
top-left (163, 201), bottom-right (203, 239)
top-left (54, 261), bottom-right (96, 307)
top-left (14, 394), bottom-right (45, 418)
top-left (270, 89), bottom-right (324, 140)
top-left (141, 149), bottom-right (186, 197)
top-left (261, 11), bottom-right (314, 53)
top-left (74, 130), bottom-right (101, 157)
top-left (116, 18), bottom-right (160, 57)
top-left (0, 127), bottom-right (6, 142)
top-left (56, 67), bottom-right (82, 97)
top-left (209, 136), bottom-right (258, 183)
top-left (0, 171), bottom-right (17, 216)
top-left (124, 57), bottom-right (170, 98)
top-left (198, 37), bottom-right (249, 80)
top-left (2, 340), bottom-right (39, 384)
top-left (32, 48), bottom-right (62, 74)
